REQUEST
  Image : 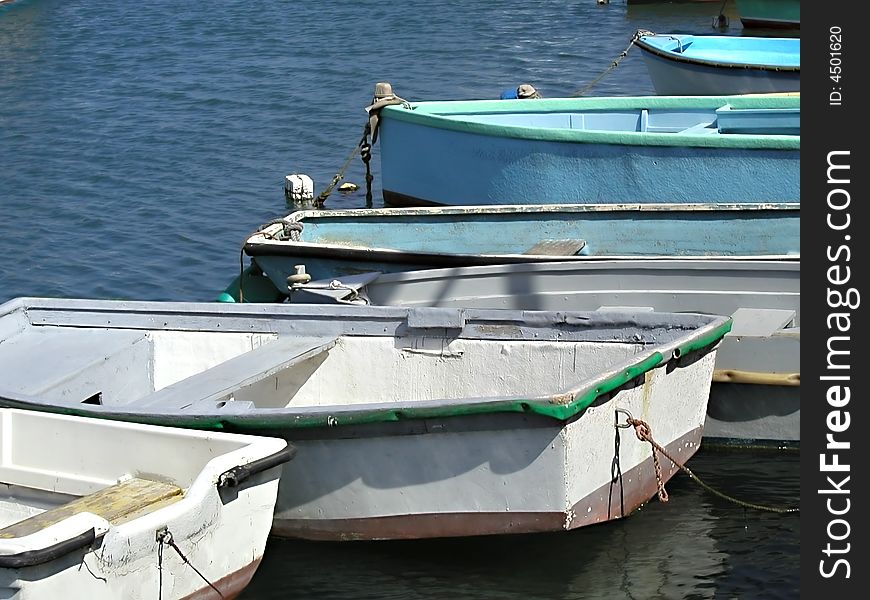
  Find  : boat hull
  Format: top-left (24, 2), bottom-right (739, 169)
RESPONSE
top-left (288, 259), bottom-right (800, 448)
top-left (638, 49), bottom-right (799, 96)
top-left (272, 428), bottom-right (704, 540)
top-left (735, 0), bottom-right (800, 28)
top-left (0, 409), bottom-right (288, 599)
top-left (241, 204), bottom-right (799, 287)
top-left (704, 316), bottom-right (799, 447)
top-left (380, 122), bottom-right (799, 206)
top-left (266, 357), bottom-right (712, 540)
top-left (705, 381), bottom-right (798, 447)
top-left (0, 299), bottom-right (729, 541)
top-left (377, 96), bottom-right (800, 207)
top-left (3, 555), bottom-right (263, 600)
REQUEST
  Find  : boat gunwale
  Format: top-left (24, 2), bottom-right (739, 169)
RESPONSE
top-left (735, 0), bottom-right (801, 29)
top-left (367, 256), bottom-right (802, 285)
top-left (635, 35), bottom-right (800, 73)
top-left (243, 202), bottom-right (800, 261)
top-left (0, 408), bottom-right (289, 569)
top-left (0, 337), bottom-right (706, 430)
top-left (739, 17), bottom-right (800, 28)
top-left (280, 201), bottom-right (800, 219)
top-left (0, 299), bottom-right (732, 431)
top-left (381, 95), bottom-right (800, 150)
top-left (246, 240), bottom-right (799, 264)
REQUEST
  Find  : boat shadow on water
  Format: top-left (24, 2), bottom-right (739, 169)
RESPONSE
top-left (243, 451), bottom-right (800, 600)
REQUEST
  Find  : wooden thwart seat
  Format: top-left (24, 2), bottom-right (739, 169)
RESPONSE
top-left (523, 239), bottom-right (586, 256)
top-left (0, 477), bottom-right (182, 539)
top-left (137, 335), bottom-right (339, 410)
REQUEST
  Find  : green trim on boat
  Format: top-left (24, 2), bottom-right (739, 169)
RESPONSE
top-left (528, 352), bottom-right (665, 420)
top-left (0, 320), bottom-right (731, 432)
top-left (382, 96), bottom-right (800, 150)
top-left (675, 319), bottom-right (734, 358)
top-left (217, 265), bottom-right (286, 303)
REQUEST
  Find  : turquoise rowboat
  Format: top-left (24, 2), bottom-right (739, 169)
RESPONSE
top-left (635, 34), bottom-right (799, 96)
top-left (220, 203), bottom-right (799, 299)
top-left (735, 0), bottom-right (800, 28)
top-left (375, 94), bottom-right (799, 207)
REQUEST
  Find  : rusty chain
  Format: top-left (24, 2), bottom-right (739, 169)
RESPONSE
top-left (616, 409), bottom-right (799, 514)
top-left (628, 417), bottom-right (669, 503)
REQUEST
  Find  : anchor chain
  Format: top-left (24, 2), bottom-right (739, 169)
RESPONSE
top-left (359, 127), bottom-right (374, 208)
top-left (615, 409), bottom-right (799, 514)
top-left (571, 29), bottom-right (655, 97)
top-left (628, 416), bottom-right (669, 502)
top-left (359, 83), bottom-right (408, 207)
top-left (608, 409), bottom-right (627, 519)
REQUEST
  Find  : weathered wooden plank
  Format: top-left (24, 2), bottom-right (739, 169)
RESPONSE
top-left (523, 239), bottom-right (587, 256)
top-left (0, 478), bottom-right (182, 538)
top-left (136, 335), bottom-right (339, 409)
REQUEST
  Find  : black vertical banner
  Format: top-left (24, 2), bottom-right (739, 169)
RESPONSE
top-left (803, 0), bottom-right (866, 595)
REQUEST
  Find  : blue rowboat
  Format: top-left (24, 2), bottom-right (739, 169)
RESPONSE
top-left (223, 203), bottom-right (799, 299)
top-left (375, 94), bottom-right (799, 207)
top-left (735, 0), bottom-right (799, 28)
top-left (635, 34), bottom-right (799, 96)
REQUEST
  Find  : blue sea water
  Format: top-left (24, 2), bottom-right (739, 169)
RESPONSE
top-left (0, 1), bottom-right (798, 598)
top-left (0, 0), bottom-right (761, 304)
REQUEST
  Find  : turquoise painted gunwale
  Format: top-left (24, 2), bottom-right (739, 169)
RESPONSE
top-left (276, 203), bottom-right (800, 258)
top-left (635, 35), bottom-right (800, 71)
top-left (381, 96), bottom-right (800, 150)
top-left (0, 321), bottom-right (731, 432)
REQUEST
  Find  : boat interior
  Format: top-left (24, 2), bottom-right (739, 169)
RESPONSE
top-left (639, 34), bottom-right (801, 67)
top-left (438, 106), bottom-right (799, 135)
top-left (0, 327), bottom-right (644, 412)
top-left (258, 205), bottom-right (800, 258)
top-left (0, 409), bottom-right (251, 534)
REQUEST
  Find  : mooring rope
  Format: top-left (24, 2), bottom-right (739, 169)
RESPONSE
top-left (236, 219), bottom-right (303, 302)
top-left (237, 247), bottom-right (246, 304)
top-left (157, 528), bottom-right (224, 599)
top-left (615, 409), bottom-right (799, 514)
top-left (359, 89), bottom-right (409, 207)
top-left (314, 133), bottom-right (365, 206)
top-left (274, 221), bottom-right (303, 242)
top-left (570, 29), bottom-right (655, 97)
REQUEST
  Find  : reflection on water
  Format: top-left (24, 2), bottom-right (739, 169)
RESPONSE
top-left (625, 0), bottom-right (799, 38)
top-left (242, 451), bottom-right (799, 599)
